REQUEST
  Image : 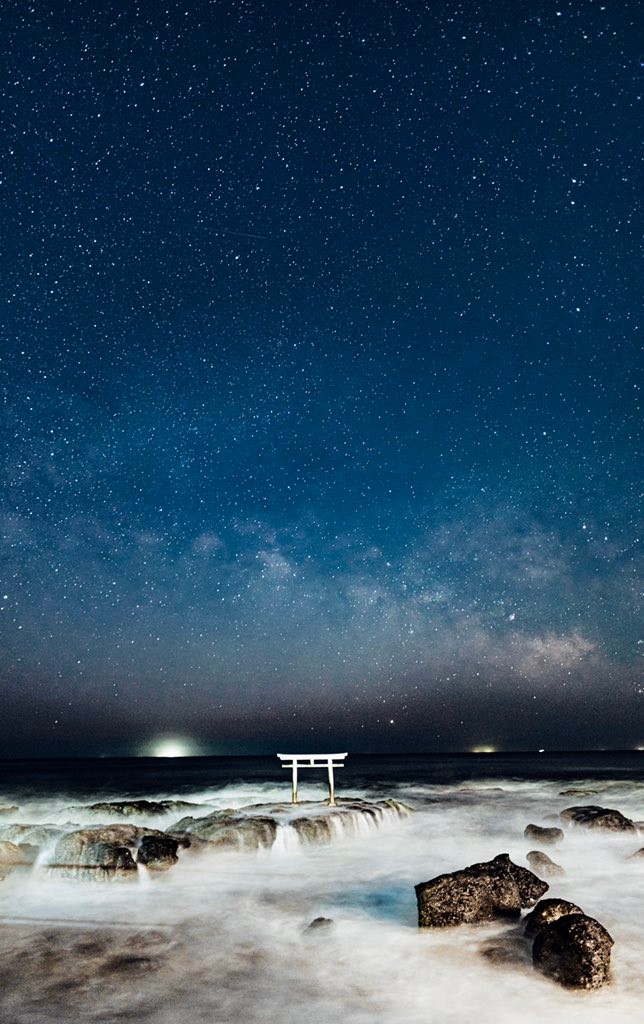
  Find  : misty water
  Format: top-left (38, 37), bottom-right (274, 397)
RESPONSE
top-left (0, 753), bottom-right (642, 1023)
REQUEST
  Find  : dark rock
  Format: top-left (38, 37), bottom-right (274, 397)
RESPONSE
top-left (67, 799), bottom-right (201, 819)
top-left (524, 824), bottom-right (564, 845)
top-left (415, 853), bottom-right (548, 928)
top-left (559, 788), bottom-right (597, 797)
top-left (560, 805), bottom-right (636, 833)
top-left (524, 899), bottom-right (584, 938)
top-left (136, 835), bottom-right (179, 871)
top-left (305, 917), bottom-right (334, 933)
top-left (628, 847), bottom-right (644, 859)
top-left (526, 851), bottom-right (565, 878)
top-left (532, 913), bottom-right (614, 989)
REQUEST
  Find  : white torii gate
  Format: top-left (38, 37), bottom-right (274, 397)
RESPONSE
top-left (276, 752), bottom-right (348, 806)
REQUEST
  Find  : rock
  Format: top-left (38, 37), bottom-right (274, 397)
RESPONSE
top-left (17, 843), bottom-right (39, 865)
top-left (0, 840), bottom-right (27, 879)
top-left (524, 824), bottom-right (564, 845)
top-left (67, 799), bottom-right (201, 819)
top-left (415, 853), bottom-right (548, 928)
top-left (136, 835), bottom-right (179, 871)
top-left (171, 811), bottom-right (278, 850)
top-left (524, 899), bottom-right (584, 938)
top-left (305, 917), bottom-right (334, 933)
top-left (51, 829), bottom-right (139, 880)
top-left (0, 824), bottom-right (66, 848)
top-left (0, 806), bottom-right (19, 816)
top-left (526, 851), bottom-right (565, 877)
top-left (559, 788), bottom-right (597, 797)
top-left (292, 816), bottom-right (333, 844)
top-left (628, 847), bottom-right (644, 859)
top-left (532, 913), bottom-right (614, 989)
top-left (0, 840), bottom-right (27, 866)
top-left (560, 805), bottom-right (636, 833)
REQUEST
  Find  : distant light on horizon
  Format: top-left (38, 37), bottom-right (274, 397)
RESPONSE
top-left (471, 745), bottom-right (497, 754)
top-left (148, 738), bottom-right (195, 758)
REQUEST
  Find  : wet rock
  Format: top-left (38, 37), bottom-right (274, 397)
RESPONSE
top-left (0, 840), bottom-right (27, 879)
top-left (0, 823), bottom-right (66, 848)
top-left (524, 824), bottom-right (564, 845)
top-left (67, 799), bottom-right (201, 819)
top-left (292, 816), bottom-right (333, 844)
top-left (136, 835), bottom-right (179, 871)
top-left (560, 805), bottom-right (636, 833)
top-left (532, 913), bottom-right (613, 989)
top-left (172, 811), bottom-right (278, 850)
top-left (0, 840), bottom-right (27, 865)
top-left (526, 851), bottom-right (565, 878)
top-left (415, 853), bottom-right (548, 928)
top-left (0, 805), bottom-right (19, 816)
top-left (17, 843), bottom-right (39, 865)
top-left (523, 898), bottom-right (584, 938)
top-left (51, 829), bottom-right (138, 880)
top-left (559, 788), bottom-right (597, 797)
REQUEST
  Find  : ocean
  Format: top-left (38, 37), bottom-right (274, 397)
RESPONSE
top-left (0, 751), bottom-right (642, 1023)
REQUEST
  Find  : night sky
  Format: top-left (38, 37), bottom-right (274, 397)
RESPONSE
top-left (1, 0), bottom-right (641, 757)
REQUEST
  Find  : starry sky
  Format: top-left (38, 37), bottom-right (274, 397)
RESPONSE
top-left (1, 0), bottom-right (642, 757)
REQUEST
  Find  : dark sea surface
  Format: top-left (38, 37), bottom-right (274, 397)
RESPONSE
top-left (1, 750), bottom-right (642, 804)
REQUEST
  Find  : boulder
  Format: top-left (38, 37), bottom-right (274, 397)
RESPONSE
top-left (532, 913), bottom-right (614, 989)
top-left (524, 824), bottom-right (564, 845)
top-left (137, 835), bottom-right (179, 871)
top-left (523, 899), bottom-right (584, 938)
top-left (415, 853), bottom-right (548, 928)
top-left (51, 829), bottom-right (138, 880)
top-left (526, 851), bottom-right (565, 878)
top-left (560, 805), bottom-right (636, 833)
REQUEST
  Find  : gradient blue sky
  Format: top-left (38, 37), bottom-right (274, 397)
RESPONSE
top-left (1, 0), bottom-right (641, 755)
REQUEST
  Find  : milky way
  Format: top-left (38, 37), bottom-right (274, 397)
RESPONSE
top-left (1, 0), bottom-right (641, 755)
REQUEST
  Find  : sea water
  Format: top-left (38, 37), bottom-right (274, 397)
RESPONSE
top-left (0, 752), bottom-right (642, 1023)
